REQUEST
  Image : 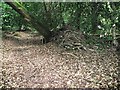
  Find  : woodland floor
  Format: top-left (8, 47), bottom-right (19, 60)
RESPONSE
top-left (0, 31), bottom-right (119, 89)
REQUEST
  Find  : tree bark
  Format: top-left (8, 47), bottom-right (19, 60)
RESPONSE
top-left (43, 2), bottom-right (52, 30)
top-left (4, 0), bottom-right (52, 43)
top-left (76, 2), bottom-right (82, 30)
top-left (91, 2), bottom-right (99, 34)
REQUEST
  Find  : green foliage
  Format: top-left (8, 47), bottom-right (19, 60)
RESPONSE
top-left (1, 2), bottom-right (24, 31)
top-left (2, 2), bottom-right (120, 46)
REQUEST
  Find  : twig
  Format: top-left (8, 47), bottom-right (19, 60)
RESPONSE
top-left (61, 52), bottom-right (79, 59)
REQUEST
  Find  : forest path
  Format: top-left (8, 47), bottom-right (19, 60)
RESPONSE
top-left (1, 32), bottom-right (119, 88)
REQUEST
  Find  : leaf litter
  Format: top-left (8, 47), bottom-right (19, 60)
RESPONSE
top-left (0, 30), bottom-right (119, 89)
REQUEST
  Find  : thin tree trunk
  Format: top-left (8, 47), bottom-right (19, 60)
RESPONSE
top-left (59, 3), bottom-right (65, 26)
top-left (91, 2), bottom-right (99, 34)
top-left (76, 3), bottom-right (82, 30)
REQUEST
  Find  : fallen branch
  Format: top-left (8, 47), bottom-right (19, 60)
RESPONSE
top-left (61, 52), bottom-right (79, 59)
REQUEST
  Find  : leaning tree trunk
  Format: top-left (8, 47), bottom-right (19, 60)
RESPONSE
top-left (4, 0), bottom-right (52, 43)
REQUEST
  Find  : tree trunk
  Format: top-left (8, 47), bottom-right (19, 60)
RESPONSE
top-left (91, 2), bottom-right (99, 34)
top-left (76, 3), bottom-right (82, 30)
top-left (43, 2), bottom-right (52, 30)
top-left (59, 3), bottom-right (65, 26)
top-left (4, 0), bottom-right (52, 43)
